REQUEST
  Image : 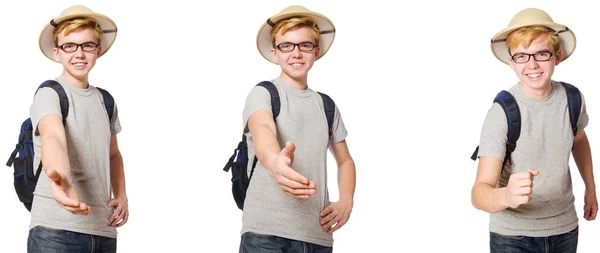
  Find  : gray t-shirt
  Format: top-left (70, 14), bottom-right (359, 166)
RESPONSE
top-left (478, 81), bottom-right (588, 237)
top-left (241, 77), bottom-right (348, 247)
top-left (29, 75), bottom-right (121, 238)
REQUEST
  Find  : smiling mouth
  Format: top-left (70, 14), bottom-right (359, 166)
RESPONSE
top-left (290, 63), bottom-right (304, 67)
top-left (72, 62), bottom-right (87, 67)
top-left (526, 73), bottom-right (542, 78)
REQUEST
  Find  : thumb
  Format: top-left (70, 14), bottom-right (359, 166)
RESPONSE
top-left (280, 141), bottom-right (296, 157)
top-left (108, 199), bottom-right (118, 208)
top-left (528, 169), bottom-right (540, 177)
top-left (46, 169), bottom-right (62, 184)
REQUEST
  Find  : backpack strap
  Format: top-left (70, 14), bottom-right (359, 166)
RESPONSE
top-left (36, 80), bottom-right (69, 123)
top-left (256, 81), bottom-right (280, 120)
top-left (560, 82), bottom-right (582, 137)
top-left (96, 87), bottom-right (115, 123)
top-left (471, 90), bottom-right (521, 170)
top-left (317, 92), bottom-right (335, 138)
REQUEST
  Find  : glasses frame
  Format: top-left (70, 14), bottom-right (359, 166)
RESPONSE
top-left (275, 41), bottom-right (317, 53)
top-left (510, 49), bottom-right (558, 64)
top-left (57, 42), bottom-right (100, 53)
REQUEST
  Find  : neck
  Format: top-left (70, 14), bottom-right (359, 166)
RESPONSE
top-left (63, 70), bottom-right (89, 89)
top-left (280, 73), bottom-right (308, 90)
top-left (518, 81), bottom-right (553, 100)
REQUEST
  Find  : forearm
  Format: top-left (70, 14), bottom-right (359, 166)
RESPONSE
top-left (41, 133), bottom-right (70, 176)
top-left (472, 182), bottom-right (508, 213)
top-left (110, 151), bottom-right (127, 199)
top-left (337, 159), bottom-right (356, 203)
top-left (252, 125), bottom-right (281, 170)
top-left (573, 133), bottom-right (596, 190)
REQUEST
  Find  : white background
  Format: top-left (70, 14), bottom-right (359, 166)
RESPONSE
top-left (1, 0), bottom-right (599, 252)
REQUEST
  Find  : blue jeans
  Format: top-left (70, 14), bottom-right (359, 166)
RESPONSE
top-left (27, 226), bottom-right (117, 253)
top-left (490, 227), bottom-right (579, 253)
top-left (240, 232), bottom-right (333, 253)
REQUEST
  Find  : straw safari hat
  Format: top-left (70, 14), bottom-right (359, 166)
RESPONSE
top-left (490, 8), bottom-right (576, 65)
top-left (39, 5), bottom-right (117, 62)
top-left (256, 5), bottom-right (335, 64)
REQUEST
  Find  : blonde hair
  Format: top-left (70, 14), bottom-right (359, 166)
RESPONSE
top-left (53, 17), bottom-right (102, 46)
top-left (271, 16), bottom-right (320, 46)
top-left (506, 26), bottom-right (561, 54)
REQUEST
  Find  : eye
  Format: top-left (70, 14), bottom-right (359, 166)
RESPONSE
top-left (82, 43), bottom-right (97, 51)
top-left (536, 51), bottom-right (551, 58)
top-left (299, 42), bottom-right (314, 50)
top-left (62, 43), bottom-right (77, 50)
top-left (279, 43), bottom-right (294, 50)
top-left (514, 54), bottom-right (527, 60)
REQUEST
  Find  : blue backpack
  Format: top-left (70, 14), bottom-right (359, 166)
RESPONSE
top-left (471, 82), bottom-right (582, 168)
top-left (5, 80), bottom-right (114, 211)
top-left (223, 81), bottom-right (336, 210)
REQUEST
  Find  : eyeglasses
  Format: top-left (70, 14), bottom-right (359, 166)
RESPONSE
top-left (511, 50), bottom-right (557, 64)
top-left (276, 42), bottom-right (317, 52)
top-left (57, 42), bottom-right (99, 53)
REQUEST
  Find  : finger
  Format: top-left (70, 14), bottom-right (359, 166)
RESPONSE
top-left (321, 215), bottom-right (338, 229)
top-left (279, 167), bottom-right (310, 185)
top-left (590, 205), bottom-right (598, 221)
top-left (280, 187), bottom-right (311, 198)
top-left (280, 141), bottom-right (296, 158)
top-left (111, 208), bottom-right (124, 226)
top-left (528, 169), bottom-right (540, 177)
top-left (514, 186), bottom-right (532, 196)
top-left (328, 217), bottom-right (348, 234)
top-left (320, 205), bottom-right (333, 217)
top-left (280, 184), bottom-right (316, 197)
top-left (109, 206), bottom-right (122, 225)
top-left (116, 210), bottom-right (129, 227)
top-left (515, 178), bottom-right (533, 188)
top-left (277, 176), bottom-right (316, 190)
top-left (54, 191), bottom-right (81, 208)
top-left (584, 205), bottom-right (592, 220)
top-left (320, 212), bottom-right (335, 225)
top-left (46, 169), bottom-right (62, 184)
top-left (108, 199), bottom-right (118, 208)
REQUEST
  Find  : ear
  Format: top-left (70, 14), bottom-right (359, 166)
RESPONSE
top-left (554, 49), bottom-right (562, 66)
top-left (314, 46), bottom-right (321, 59)
top-left (96, 46), bottom-right (102, 57)
top-left (271, 47), bottom-right (278, 63)
top-left (508, 56), bottom-right (516, 71)
top-left (53, 47), bottom-right (60, 61)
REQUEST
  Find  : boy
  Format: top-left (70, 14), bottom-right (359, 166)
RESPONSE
top-left (27, 5), bottom-right (127, 252)
top-left (472, 8), bottom-right (597, 252)
top-left (239, 5), bottom-right (356, 253)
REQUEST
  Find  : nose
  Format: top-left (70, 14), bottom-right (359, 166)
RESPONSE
top-left (73, 46), bottom-right (85, 58)
top-left (291, 45), bottom-right (302, 58)
top-left (526, 56), bottom-right (539, 69)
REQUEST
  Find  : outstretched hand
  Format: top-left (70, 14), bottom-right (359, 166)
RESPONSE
top-left (269, 141), bottom-right (317, 198)
top-left (47, 168), bottom-right (90, 215)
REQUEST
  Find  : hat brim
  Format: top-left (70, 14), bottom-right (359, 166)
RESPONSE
top-left (257, 11), bottom-right (335, 64)
top-left (491, 22), bottom-right (576, 65)
top-left (39, 13), bottom-right (117, 62)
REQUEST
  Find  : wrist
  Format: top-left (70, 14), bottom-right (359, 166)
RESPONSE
top-left (497, 187), bottom-right (510, 209)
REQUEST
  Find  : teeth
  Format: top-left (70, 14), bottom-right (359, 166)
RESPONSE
top-left (73, 63), bottom-right (85, 67)
top-left (292, 63), bottom-right (302, 67)
top-left (528, 73), bottom-right (541, 78)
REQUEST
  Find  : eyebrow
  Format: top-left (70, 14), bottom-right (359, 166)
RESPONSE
top-left (512, 50), bottom-right (553, 55)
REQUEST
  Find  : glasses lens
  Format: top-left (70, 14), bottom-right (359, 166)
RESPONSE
top-left (512, 54), bottom-right (529, 63)
top-left (278, 43), bottom-right (294, 52)
top-left (534, 51), bottom-right (552, 61)
top-left (298, 42), bottom-right (315, 52)
top-left (61, 43), bottom-right (78, 52)
top-left (81, 43), bottom-right (98, 52)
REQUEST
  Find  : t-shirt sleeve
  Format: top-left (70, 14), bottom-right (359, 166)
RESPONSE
top-left (242, 86), bottom-right (273, 133)
top-left (330, 103), bottom-right (348, 144)
top-left (577, 92), bottom-right (589, 130)
top-left (110, 103), bottom-right (122, 135)
top-left (30, 87), bottom-right (63, 136)
top-left (477, 103), bottom-right (508, 161)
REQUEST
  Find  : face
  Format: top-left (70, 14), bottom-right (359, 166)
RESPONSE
top-left (508, 36), bottom-right (562, 91)
top-left (52, 28), bottom-right (101, 83)
top-left (270, 27), bottom-right (320, 82)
